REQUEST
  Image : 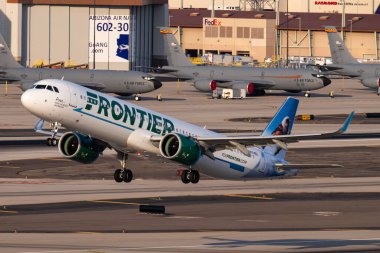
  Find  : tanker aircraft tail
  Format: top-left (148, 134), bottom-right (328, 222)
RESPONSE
top-left (0, 33), bottom-right (22, 69)
top-left (160, 27), bottom-right (194, 67)
top-left (325, 26), bottom-right (359, 65)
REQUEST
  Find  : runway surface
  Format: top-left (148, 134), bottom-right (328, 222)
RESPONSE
top-left (1, 192), bottom-right (380, 233)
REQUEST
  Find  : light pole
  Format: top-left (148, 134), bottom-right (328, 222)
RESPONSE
top-left (286, 0), bottom-right (289, 66)
top-left (296, 17), bottom-right (301, 67)
top-left (348, 19), bottom-right (353, 51)
top-left (285, 13), bottom-right (291, 66)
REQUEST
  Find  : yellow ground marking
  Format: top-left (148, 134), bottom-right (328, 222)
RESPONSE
top-left (225, 194), bottom-right (274, 200)
top-left (89, 200), bottom-right (141, 206)
top-left (75, 231), bottom-right (100, 234)
top-left (38, 158), bottom-right (71, 161)
top-left (0, 210), bottom-right (18, 214)
top-left (0, 165), bottom-right (20, 169)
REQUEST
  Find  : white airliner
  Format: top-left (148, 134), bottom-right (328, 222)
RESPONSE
top-left (21, 79), bottom-right (354, 184)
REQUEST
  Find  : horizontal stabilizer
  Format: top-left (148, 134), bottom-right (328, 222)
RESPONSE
top-left (275, 163), bottom-right (343, 169)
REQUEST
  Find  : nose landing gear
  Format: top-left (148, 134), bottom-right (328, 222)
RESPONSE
top-left (46, 121), bottom-right (60, 146)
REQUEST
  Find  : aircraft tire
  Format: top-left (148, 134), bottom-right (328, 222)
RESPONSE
top-left (114, 169), bottom-right (124, 183)
top-left (46, 138), bottom-right (52, 146)
top-left (181, 170), bottom-right (191, 184)
top-left (51, 138), bottom-right (57, 146)
top-left (190, 171), bottom-right (200, 184)
top-left (123, 169), bottom-right (133, 183)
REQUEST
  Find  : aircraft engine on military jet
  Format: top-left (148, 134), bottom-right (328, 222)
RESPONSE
top-left (231, 82), bottom-right (255, 95)
top-left (361, 77), bottom-right (380, 89)
top-left (194, 80), bottom-right (217, 92)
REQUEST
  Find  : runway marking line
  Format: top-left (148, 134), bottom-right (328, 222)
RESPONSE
top-left (225, 194), bottom-right (274, 200)
top-left (0, 210), bottom-right (18, 214)
top-left (88, 200), bottom-right (141, 206)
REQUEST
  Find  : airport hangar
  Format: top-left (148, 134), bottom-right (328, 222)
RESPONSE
top-left (169, 8), bottom-right (380, 63)
top-left (0, 0), bottom-right (168, 70)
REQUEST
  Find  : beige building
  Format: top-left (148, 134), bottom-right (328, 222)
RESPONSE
top-left (170, 9), bottom-right (380, 63)
top-left (170, 0), bottom-right (380, 14)
top-left (170, 10), bottom-right (276, 61)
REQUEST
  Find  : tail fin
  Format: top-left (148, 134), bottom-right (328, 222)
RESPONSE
top-left (160, 27), bottom-right (194, 67)
top-left (261, 97), bottom-right (299, 137)
top-left (325, 26), bottom-right (358, 64)
top-left (0, 33), bottom-right (22, 68)
top-left (261, 97), bottom-right (299, 160)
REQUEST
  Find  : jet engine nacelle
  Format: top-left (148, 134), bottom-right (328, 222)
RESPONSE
top-left (159, 133), bottom-right (201, 165)
top-left (361, 77), bottom-right (380, 89)
top-left (231, 82), bottom-right (255, 95)
top-left (58, 132), bottom-right (105, 164)
top-left (194, 80), bottom-right (217, 92)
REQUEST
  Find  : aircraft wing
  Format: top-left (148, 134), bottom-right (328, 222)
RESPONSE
top-left (309, 64), bottom-right (360, 78)
top-left (135, 66), bottom-right (179, 74)
top-left (195, 112), bottom-right (354, 148)
top-left (78, 82), bottom-right (106, 91)
top-left (308, 64), bottom-right (344, 71)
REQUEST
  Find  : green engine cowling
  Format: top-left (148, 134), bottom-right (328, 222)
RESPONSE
top-left (159, 133), bottom-right (201, 165)
top-left (58, 132), bottom-right (102, 164)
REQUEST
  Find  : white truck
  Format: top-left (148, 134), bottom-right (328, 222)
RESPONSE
top-left (221, 88), bottom-right (246, 99)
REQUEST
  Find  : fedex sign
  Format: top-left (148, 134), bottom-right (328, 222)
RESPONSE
top-left (204, 18), bottom-right (222, 26)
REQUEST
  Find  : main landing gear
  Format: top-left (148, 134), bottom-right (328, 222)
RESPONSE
top-left (46, 122), bottom-right (59, 146)
top-left (181, 169), bottom-right (200, 184)
top-left (114, 153), bottom-right (133, 183)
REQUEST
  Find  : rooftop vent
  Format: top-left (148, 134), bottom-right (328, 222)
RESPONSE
top-left (351, 16), bottom-right (362, 21)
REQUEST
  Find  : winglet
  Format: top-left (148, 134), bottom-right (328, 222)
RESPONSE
top-left (339, 111), bottom-right (354, 133)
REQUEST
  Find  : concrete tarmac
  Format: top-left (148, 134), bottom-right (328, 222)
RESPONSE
top-left (1, 79), bottom-right (380, 252)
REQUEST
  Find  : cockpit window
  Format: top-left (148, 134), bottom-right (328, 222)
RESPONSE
top-left (34, 84), bottom-right (47, 89)
top-left (53, 86), bottom-right (59, 93)
top-left (46, 85), bottom-right (54, 91)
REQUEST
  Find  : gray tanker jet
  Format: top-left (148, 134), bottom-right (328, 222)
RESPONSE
top-left (156, 28), bottom-right (331, 96)
top-left (323, 26), bottom-right (380, 93)
top-left (0, 33), bottom-right (162, 99)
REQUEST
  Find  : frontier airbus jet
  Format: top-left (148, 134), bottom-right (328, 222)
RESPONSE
top-left (21, 79), bottom-right (353, 184)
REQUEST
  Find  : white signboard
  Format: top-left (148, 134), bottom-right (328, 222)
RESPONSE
top-left (89, 15), bottom-right (130, 63)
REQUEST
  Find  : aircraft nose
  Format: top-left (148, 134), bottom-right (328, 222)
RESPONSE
top-left (151, 79), bottom-right (163, 90)
top-left (21, 89), bottom-right (34, 110)
top-left (321, 76), bottom-right (332, 86)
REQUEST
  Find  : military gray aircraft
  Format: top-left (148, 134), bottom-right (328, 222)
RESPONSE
top-left (0, 33), bottom-right (162, 99)
top-left (156, 28), bottom-right (331, 96)
top-left (323, 26), bottom-right (380, 93)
